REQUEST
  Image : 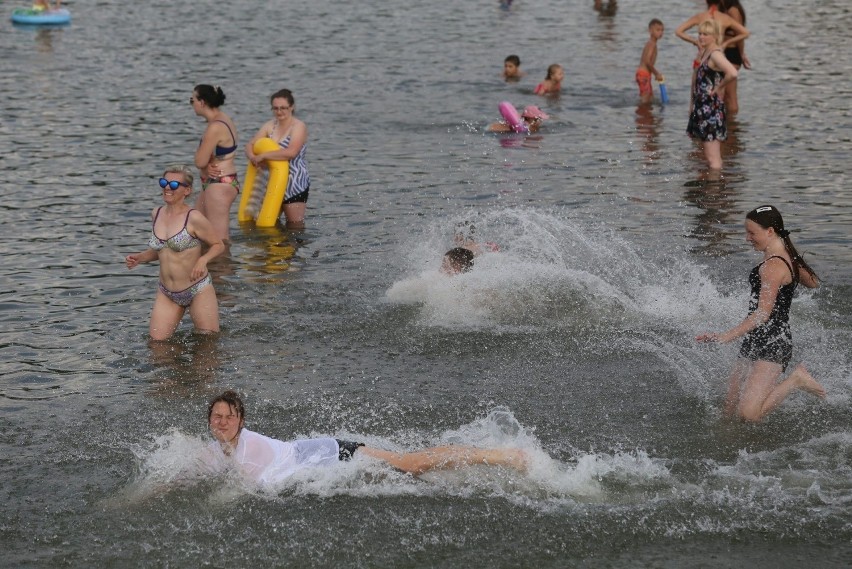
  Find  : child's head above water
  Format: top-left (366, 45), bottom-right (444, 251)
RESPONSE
top-left (504, 55), bottom-right (522, 79)
top-left (545, 64), bottom-right (564, 82)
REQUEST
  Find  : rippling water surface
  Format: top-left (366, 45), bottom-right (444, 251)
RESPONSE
top-left (1, 0), bottom-right (850, 567)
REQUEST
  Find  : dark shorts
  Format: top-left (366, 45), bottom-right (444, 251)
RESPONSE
top-left (739, 327), bottom-right (793, 372)
top-left (284, 187), bottom-right (310, 205)
top-left (336, 439), bottom-right (365, 461)
top-left (724, 46), bottom-right (743, 67)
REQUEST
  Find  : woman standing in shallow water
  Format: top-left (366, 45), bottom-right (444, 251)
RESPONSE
top-left (697, 205), bottom-right (825, 422)
top-left (125, 165), bottom-right (224, 340)
top-left (245, 89), bottom-right (310, 229)
top-left (686, 19), bottom-right (738, 171)
top-left (191, 84), bottom-right (240, 242)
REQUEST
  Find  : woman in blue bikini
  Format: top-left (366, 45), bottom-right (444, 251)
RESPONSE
top-left (245, 89), bottom-right (311, 229)
top-left (192, 84), bottom-right (240, 241)
top-left (125, 165), bottom-right (225, 340)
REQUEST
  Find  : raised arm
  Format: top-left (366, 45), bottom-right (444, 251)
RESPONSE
top-left (675, 14), bottom-right (701, 47)
top-left (719, 14), bottom-right (749, 51)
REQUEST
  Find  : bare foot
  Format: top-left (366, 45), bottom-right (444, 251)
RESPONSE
top-left (790, 364), bottom-right (826, 399)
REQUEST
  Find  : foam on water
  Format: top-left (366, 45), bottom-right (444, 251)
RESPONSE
top-left (124, 408), bottom-right (850, 523)
top-left (386, 208), bottom-right (851, 407)
top-left (121, 408), bottom-right (687, 508)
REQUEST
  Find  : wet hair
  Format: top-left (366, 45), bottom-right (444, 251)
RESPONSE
top-left (745, 205), bottom-right (818, 285)
top-left (545, 63), bottom-right (563, 80)
top-left (162, 164), bottom-right (194, 189)
top-left (194, 84), bottom-right (226, 108)
top-left (208, 390), bottom-right (245, 424)
top-left (720, 0), bottom-right (746, 25)
top-left (444, 247), bottom-right (475, 274)
top-left (504, 54), bottom-right (520, 66)
top-left (648, 18), bottom-right (663, 28)
top-left (698, 19), bottom-right (722, 45)
top-left (706, 0), bottom-right (723, 7)
top-left (270, 88), bottom-right (295, 107)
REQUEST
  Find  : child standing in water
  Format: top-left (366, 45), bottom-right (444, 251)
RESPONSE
top-left (534, 64), bottom-right (564, 96)
top-left (503, 55), bottom-right (524, 82)
top-left (636, 19), bottom-right (665, 104)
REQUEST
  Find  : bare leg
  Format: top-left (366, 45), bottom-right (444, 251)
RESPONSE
top-left (149, 291), bottom-right (186, 341)
top-left (724, 67), bottom-right (740, 114)
top-left (737, 361), bottom-right (826, 422)
top-left (197, 184), bottom-right (237, 242)
top-left (723, 359), bottom-right (749, 418)
top-left (360, 445), bottom-right (529, 476)
top-left (757, 364), bottom-right (826, 417)
top-left (703, 140), bottom-right (723, 170)
top-left (187, 284), bottom-right (220, 334)
top-left (282, 202), bottom-right (306, 230)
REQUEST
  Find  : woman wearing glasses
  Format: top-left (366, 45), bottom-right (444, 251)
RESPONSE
top-left (245, 89), bottom-right (311, 228)
top-left (125, 165), bottom-right (225, 340)
top-left (191, 84), bottom-right (240, 241)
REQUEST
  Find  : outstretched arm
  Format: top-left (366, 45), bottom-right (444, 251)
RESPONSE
top-left (126, 249), bottom-right (158, 269)
top-left (697, 259), bottom-right (787, 344)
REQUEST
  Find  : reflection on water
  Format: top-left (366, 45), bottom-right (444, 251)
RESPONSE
top-left (498, 133), bottom-right (544, 149)
top-left (721, 116), bottom-right (746, 165)
top-left (634, 103), bottom-right (662, 166)
top-left (683, 177), bottom-right (741, 257)
top-left (146, 333), bottom-right (222, 398)
top-left (236, 222), bottom-right (305, 278)
top-left (593, 0), bottom-right (618, 17)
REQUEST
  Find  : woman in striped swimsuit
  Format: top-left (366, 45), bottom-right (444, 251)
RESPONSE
top-left (245, 89), bottom-right (311, 229)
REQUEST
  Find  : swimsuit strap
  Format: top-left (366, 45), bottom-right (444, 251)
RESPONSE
top-left (182, 208), bottom-right (195, 230)
top-left (765, 255), bottom-right (796, 280)
top-left (213, 120), bottom-right (236, 146)
top-left (271, 121), bottom-right (294, 143)
top-left (700, 48), bottom-right (722, 66)
top-left (153, 208), bottom-right (194, 237)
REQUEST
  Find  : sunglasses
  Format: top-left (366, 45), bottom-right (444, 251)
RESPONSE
top-left (159, 178), bottom-right (189, 190)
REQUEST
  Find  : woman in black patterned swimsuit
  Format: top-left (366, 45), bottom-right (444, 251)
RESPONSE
top-left (697, 206), bottom-right (825, 422)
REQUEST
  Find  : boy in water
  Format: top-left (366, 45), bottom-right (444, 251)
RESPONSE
top-left (503, 55), bottom-right (524, 82)
top-left (636, 19), bottom-right (665, 104)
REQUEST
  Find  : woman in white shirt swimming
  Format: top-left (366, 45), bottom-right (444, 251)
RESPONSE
top-left (204, 390), bottom-right (528, 487)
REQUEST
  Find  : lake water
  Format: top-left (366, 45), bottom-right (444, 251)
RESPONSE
top-left (1, 0), bottom-right (850, 567)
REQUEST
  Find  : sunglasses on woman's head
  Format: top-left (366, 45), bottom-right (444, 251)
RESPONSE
top-left (159, 178), bottom-right (188, 190)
